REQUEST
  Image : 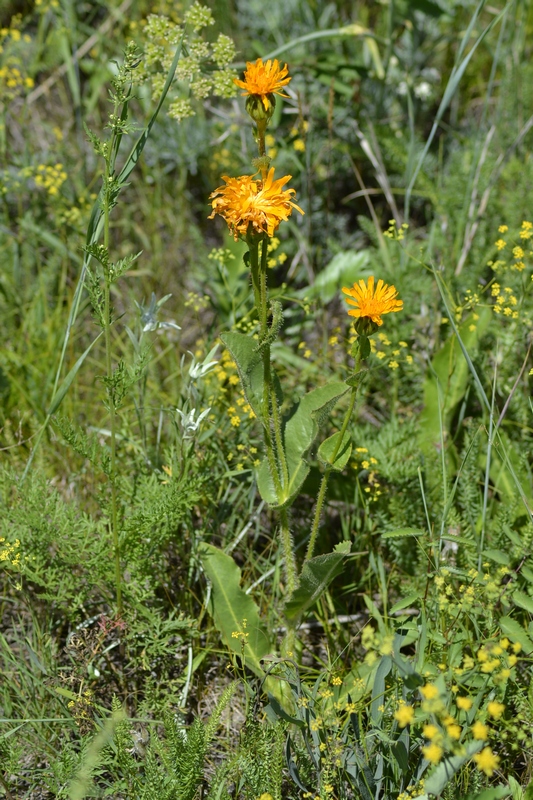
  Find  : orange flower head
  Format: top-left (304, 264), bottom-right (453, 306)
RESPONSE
top-left (209, 167), bottom-right (303, 241)
top-left (342, 276), bottom-right (403, 333)
top-left (234, 58), bottom-right (291, 111)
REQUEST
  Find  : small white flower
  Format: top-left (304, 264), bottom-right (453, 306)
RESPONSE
top-left (189, 345), bottom-right (219, 379)
top-left (176, 407), bottom-right (211, 439)
top-left (414, 81), bottom-right (432, 100)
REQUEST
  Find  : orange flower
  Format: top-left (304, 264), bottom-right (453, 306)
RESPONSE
top-left (209, 168), bottom-right (303, 240)
top-left (234, 58), bottom-right (291, 109)
top-left (342, 276), bottom-right (403, 327)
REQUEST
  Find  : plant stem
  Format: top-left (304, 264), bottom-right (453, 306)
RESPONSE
top-left (103, 134), bottom-right (123, 618)
top-left (305, 352), bottom-right (363, 563)
top-left (280, 507), bottom-right (298, 595)
top-left (249, 239), bottom-right (283, 500)
top-left (260, 239), bottom-right (290, 492)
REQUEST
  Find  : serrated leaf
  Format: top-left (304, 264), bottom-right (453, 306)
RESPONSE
top-left (198, 543), bottom-right (270, 677)
top-left (345, 370), bottom-right (367, 388)
top-left (513, 590), bottom-right (533, 615)
top-left (284, 382), bottom-right (349, 475)
top-left (220, 331), bottom-right (265, 422)
top-left (381, 528), bottom-right (425, 539)
top-left (318, 430), bottom-right (352, 471)
top-left (256, 456), bottom-right (310, 509)
top-left (284, 542), bottom-right (351, 621)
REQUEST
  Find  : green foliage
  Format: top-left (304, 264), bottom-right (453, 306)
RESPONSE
top-left (1, 0), bottom-right (533, 797)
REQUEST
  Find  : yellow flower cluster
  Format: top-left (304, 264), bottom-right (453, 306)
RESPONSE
top-left (491, 283), bottom-right (519, 318)
top-left (383, 219), bottom-right (409, 240)
top-left (0, 537), bottom-right (21, 568)
top-left (488, 220), bottom-right (533, 273)
top-left (370, 333), bottom-right (413, 370)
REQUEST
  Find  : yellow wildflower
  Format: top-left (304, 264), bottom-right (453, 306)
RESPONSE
top-left (394, 704), bottom-right (415, 727)
top-left (487, 701), bottom-right (505, 719)
top-left (209, 168), bottom-right (303, 240)
top-left (456, 696), bottom-right (473, 711)
top-left (420, 684), bottom-right (439, 700)
top-left (471, 720), bottom-right (489, 740)
top-left (422, 743), bottom-right (443, 764)
top-left (342, 276), bottom-right (403, 327)
top-left (234, 58), bottom-right (291, 109)
top-left (474, 747), bottom-right (500, 776)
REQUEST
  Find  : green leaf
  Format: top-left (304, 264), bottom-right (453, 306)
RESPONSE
top-left (220, 331), bottom-right (265, 422)
top-left (381, 528), bottom-right (425, 539)
top-left (499, 616), bottom-right (533, 654)
top-left (318, 430), bottom-right (352, 471)
top-left (198, 544), bottom-right (271, 677)
top-left (389, 593), bottom-right (422, 615)
top-left (418, 308), bottom-right (492, 453)
top-left (284, 382), bottom-right (349, 475)
top-left (423, 740), bottom-right (483, 796)
top-left (303, 249), bottom-right (371, 303)
top-left (345, 369), bottom-right (367, 388)
top-left (257, 382), bottom-right (349, 508)
top-left (466, 787), bottom-right (511, 800)
top-left (284, 541), bottom-right (351, 621)
top-left (48, 332), bottom-right (104, 415)
top-left (512, 590), bottom-right (533, 616)
top-left (371, 656), bottom-right (392, 724)
top-left (482, 549), bottom-right (512, 565)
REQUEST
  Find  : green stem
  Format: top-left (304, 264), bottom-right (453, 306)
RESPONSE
top-left (103, 134), bottom-right (123, 618)
top-left (280, 508), bottom-right (298, 595)
top-left (259, 239), bottom-right (290, 492)
top-left (305, 353), bottom-right (363, 564)
top-left (249, 240), bottom-right (283, 500)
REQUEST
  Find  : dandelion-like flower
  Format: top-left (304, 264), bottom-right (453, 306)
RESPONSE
top-left (209, 168), bottom-right (303, 240)
top-left (234, 58), bottom-right (291, 109)
top-left (342, 276), bottom-right (403, 333)
top-left (474, 746), bottom-right (500, 776)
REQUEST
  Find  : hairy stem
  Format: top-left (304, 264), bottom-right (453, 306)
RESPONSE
top-left (305, 351), bottom-right (363, 563)
top-left (249, 240), bottom-right (283, 500)
top-left (280, 507), bottom-right (298, 595)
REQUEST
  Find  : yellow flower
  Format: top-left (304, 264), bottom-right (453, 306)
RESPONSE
top-left (420, 683), bottom-right (439, 700)
top-left (474, 747), bottom-right (500, 776)
top-left (423, 724), bottom-right (440, 740)
top-left (422, 743), bottom-right (444, 764)
top-left (209, 168), bottom-right (303, 240)
top-left (487, 701), bottom-right (505, 719)
top-left (342, 276), bottom-right (403, 327)
top-left (394, 704), bottom-right (415, 727)
top-left (471, 720), bottom-right (489, 740)
top-left (456, 696), bottom-right (473, 711)
top-left (446, 723), bottom-right (461, 740)
top-left (234, 58), bottom-right (291, 109)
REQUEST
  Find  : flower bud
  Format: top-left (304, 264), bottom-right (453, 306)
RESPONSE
top-left (353, 316), bottom-right (379, 337)
top-left (245, 93), bottom-right (275, 123)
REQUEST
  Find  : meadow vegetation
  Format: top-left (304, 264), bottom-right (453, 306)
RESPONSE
top-left (1, 0), bottom-right (533, 798)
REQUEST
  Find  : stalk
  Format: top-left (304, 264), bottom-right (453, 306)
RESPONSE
top-left (249, 239), bottom-right (283, 501)
top-left (305, 350), bottom-right (363, 563)
top-left (260, 238), bottom-right (289, 491)
top-left (103, 124), bottom-right (123, 618)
